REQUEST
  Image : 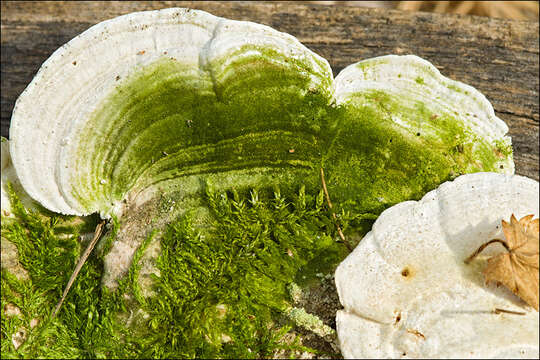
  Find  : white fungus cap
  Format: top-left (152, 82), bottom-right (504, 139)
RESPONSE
top-left (335, 172), bottom-right (539, 359)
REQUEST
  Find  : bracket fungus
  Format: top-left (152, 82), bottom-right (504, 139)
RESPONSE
top-left (0, 7), bottom-right (522, 358)
top-left (335, 172), bottom-right (539, 358)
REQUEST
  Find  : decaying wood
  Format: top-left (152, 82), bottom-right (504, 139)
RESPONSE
top-left (396, 1), bottom-right (539, 20)
top-left (1, 1), bottom-right (538, 180)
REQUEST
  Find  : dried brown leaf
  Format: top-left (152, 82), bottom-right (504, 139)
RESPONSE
top-left (476, 214), bottom-right (539, 311)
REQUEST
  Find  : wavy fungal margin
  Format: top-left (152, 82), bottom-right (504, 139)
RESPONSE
top-left (335, 172), bottom-right (538, 358)
top-left (9, 8), bottom-right (333, 216)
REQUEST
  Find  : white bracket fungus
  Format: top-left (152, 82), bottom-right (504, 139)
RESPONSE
top-left (335, 172), bottom-right (539, 358)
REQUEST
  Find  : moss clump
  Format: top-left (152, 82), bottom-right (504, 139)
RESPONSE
top-left (121, 184), bottom-right (348, 358)
top-left (1, 188), bottom-right (124, 359)
top-left (2, 183), bottom-right (350, 358)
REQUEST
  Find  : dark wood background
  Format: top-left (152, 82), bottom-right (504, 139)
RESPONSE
top-left (1, 1), bottom-right (538, 180)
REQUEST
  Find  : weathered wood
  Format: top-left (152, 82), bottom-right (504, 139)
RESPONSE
top-left (1, 1), bottom-right (538, 179)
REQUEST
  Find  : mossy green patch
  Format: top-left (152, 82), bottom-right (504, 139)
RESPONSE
top-left (72, 54), bottom-right (505, 222)
top-left (128, 187), bottom-right (340, 357)
top-left (73, 53), bottom-right (335, 214)
top-left (321, 89), bottom-right (503, 228)
top-left (1, 187), bottom-right (119, 359)
top-left (2, 182), bottom-right (350, 358)
top-left (494, 138), bottom-right (513, 157)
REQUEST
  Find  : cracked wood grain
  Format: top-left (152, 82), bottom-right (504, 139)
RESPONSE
top-left (1, 1), bottom-right (538, 179)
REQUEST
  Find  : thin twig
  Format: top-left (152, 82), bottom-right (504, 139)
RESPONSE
top-left (493, 308), bottom-right (526, 316)
top-left (464, 239), bottom-right (510, 264)
top-left (52, 220), bottom-right (106, 318)
top-left (320, 167), bottom-right (351, 251)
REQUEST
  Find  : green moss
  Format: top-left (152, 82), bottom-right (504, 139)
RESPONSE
top-left (125, 185), bottom-right (348, 358)
top-left (1, 187), bottom-right (123, 359)
top-left (415, 77), bottom-right (424, 85)
top-left (2, 181), bottom-right (349, 358)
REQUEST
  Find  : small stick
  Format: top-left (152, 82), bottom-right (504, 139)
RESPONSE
top-left (406, 328), bottom-right (426, 340)
top-left (464, 239), bottom-right (510, 264)
top-left (493, 308), bottom-right (526, 316)
top-left (52, 220), bottom-right (106, 318)
top-left (320, 168), bottom-right (351, 251)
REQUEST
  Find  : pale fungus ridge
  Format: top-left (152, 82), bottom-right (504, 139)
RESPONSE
top-left (335, 55), bottom-right (513, 173)
top-left (335, 172), bottom-right (539, 358)
top-left (1, 137), bottom-right (36, 216)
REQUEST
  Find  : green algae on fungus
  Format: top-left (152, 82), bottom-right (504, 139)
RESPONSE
top-left (62, 51), bottom-right (510, 285)
top-left (72, 56), bottom-right (333, 213)
top-left (4, 7), bottom-right (514, 358)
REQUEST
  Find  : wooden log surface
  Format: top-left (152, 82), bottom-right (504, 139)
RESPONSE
top-left (1, 1), bottom-right (538, 179)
